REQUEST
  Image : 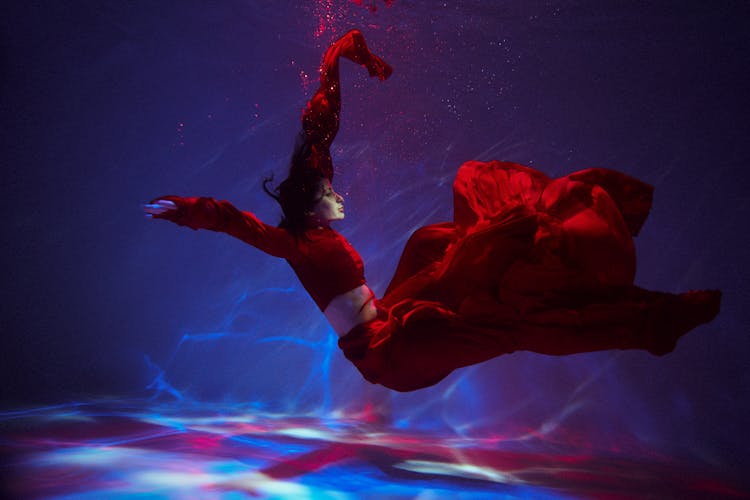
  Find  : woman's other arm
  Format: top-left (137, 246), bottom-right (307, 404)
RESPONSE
top-left (302, 30), bottom-right (392, 151)
top-left (143, 196), bottom-right (296, 259)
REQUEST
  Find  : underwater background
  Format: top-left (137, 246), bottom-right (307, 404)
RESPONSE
top-left (2, 1), bottom-right (749, 495)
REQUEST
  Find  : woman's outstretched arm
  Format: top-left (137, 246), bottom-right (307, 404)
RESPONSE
top-left (143, 196), bottom-right (297, 259)
top-left (300, 30), bottom-right (391, 178)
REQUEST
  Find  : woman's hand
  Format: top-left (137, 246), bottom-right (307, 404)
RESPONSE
top-left (143, 199), bottom-right (177, 219)
top-left (366, 53), bottom-right (392, 81)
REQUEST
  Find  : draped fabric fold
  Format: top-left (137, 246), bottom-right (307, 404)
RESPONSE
top-left (339, 161), bottom-right (720, 392)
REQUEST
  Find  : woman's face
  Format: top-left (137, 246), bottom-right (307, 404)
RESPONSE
top-left (308, 179), bottom-right (344, 226)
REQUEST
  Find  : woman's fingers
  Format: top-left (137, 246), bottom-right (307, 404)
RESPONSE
top-left (367, 54), bottom-right (392, 81)
top-left (143, 199), bottom-right (177, 215)
top-left (376, 60), bottom-right (393, 80)
top-left (142, 203), bottom-right (169, 214)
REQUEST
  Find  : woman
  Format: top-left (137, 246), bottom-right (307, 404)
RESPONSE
top-left (144, 30), bottom-right (720, 392)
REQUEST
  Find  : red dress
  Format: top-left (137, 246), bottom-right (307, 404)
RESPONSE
top-left (336, 161), bottom-right (721, 391)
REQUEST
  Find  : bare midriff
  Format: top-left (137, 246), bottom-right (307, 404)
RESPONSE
top-left (324, 284), bottom-right (378, 336)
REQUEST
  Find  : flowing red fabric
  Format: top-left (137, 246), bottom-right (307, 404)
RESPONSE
top-left (339, 161), bottom-right (721, 392)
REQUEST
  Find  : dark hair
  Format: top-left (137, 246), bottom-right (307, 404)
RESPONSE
top-left (263, 133), bottom-right (328, 236)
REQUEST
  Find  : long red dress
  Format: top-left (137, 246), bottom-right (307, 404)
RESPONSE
top-left (337, 161), bottom-right (721, 391)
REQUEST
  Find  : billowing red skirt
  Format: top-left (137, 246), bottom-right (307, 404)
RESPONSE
top-left (338, 161), bottom-right (720, 392)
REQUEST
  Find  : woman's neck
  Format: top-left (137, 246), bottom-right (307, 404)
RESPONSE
top-left (306, 219), bottom-right (332, 230)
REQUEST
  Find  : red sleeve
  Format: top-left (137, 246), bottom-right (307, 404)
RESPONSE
top-left (151, 196), bottom-right (297, 259)
top-left (300, 30), bottom-right (392, 180)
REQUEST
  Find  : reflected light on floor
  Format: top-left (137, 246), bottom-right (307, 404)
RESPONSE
top-left (1, 400), bottom-right (746, 499)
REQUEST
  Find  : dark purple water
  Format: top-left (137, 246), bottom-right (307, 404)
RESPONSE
top-left (2, 1), bottom-right (749, 496)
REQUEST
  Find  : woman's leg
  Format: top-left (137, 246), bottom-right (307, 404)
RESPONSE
top-left (340, 287), bottom-right (721, 392)
top-left (460, 286), bottom-right (721, 356)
